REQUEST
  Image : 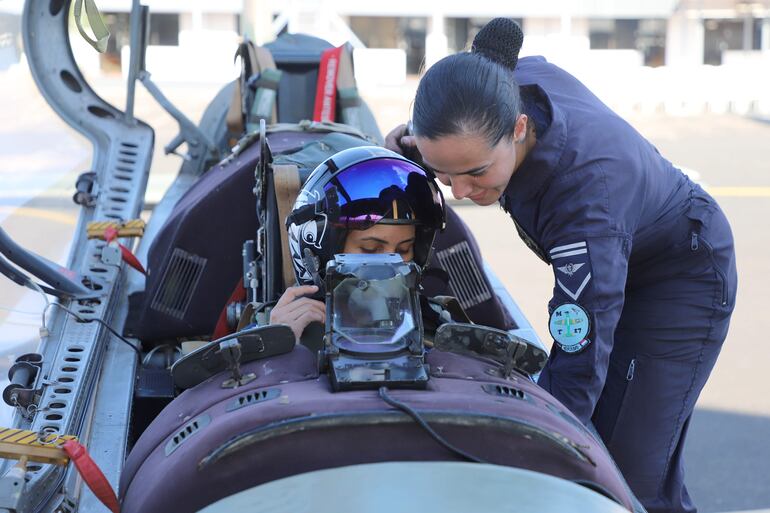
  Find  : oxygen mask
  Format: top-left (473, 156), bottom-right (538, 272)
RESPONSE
top-left (322, 253), bottom-right (428, 390)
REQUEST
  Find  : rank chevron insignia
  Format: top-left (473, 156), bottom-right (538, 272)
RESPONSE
top-left (557, 262), bottom-right (585, 277)
top-left (549, 241), bottom-right (592, 301)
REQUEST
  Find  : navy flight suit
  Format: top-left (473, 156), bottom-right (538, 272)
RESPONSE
top-left (502, 56), bottom-right (737, 513)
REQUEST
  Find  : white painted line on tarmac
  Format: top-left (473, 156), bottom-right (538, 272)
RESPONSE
top-left (716, 509), bottom-right (770, 513)
top-left (706, 186), bottom-right (770, 197)
top-left (0, 206), bottom-right (78, 225)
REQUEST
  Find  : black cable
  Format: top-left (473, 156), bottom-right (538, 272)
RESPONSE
top-left (378, 386), bottom-right (487, 464)
top-left (32, 304), bottom-right (139, 509)
top-left (32, 312), bottom-right (120, 513)
top-left (46, 303), bottom-right (142, 359)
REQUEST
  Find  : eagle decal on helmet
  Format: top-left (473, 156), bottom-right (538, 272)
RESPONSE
top-left (288, 190), bottom-right (327, 282)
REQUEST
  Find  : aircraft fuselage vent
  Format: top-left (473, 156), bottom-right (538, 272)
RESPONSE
top-left (226, 388), bottom-right (282, 412)
top-left (150, 248), bottom-right (207, 319)
top-left (435, 241), bottom-right (492, 310)
top-left (482, 384), bottom-right (526, 400)
top-left (165, 414), bottom-right (211, 456)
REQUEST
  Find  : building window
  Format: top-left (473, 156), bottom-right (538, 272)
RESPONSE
top-left (589, 19), bottom-right (640, 49)
top-left (704, 19), bottom-right (745, 65)
top-left (400, 17), bottom-right (427, 74)
top-left (454, 17), bottom-right (523, 53)
top-left (589, 18), bottom-right (666, 66)
top-left (100, 12), bottom-right (130, 72)
top-left (149, 13), bottom-right (179, 46)
top-left (349, 17), bottom-right (400, 48)
top-left (447, 17), bottom-right (470, 53)
top-left (638, 19), bottom-right (667, 67)
top-left (349, 16), bottom-right (427, 74)
top-left (589, 19), bottom-right (622, 49)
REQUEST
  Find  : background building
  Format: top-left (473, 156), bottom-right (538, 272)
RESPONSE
top-left (2, 0), bottom-right (770, 114)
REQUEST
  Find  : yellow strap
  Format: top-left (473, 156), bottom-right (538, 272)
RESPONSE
top-left (73, 0), bottom-right (111, 53)
top-left (273, 164), bottom-right (302, 289)
top-left (0, 428), bottom-right (78, 466)
top-left (86, 219), bottom-right (146, 239)
top-left (225, 79), bottom-right (245, 147)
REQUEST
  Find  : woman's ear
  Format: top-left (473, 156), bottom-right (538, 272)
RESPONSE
top-left (514, 114), bottom-right (529, 144)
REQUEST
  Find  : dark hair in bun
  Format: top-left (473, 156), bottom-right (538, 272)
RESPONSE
top-left (413, 18), bottom-right (524, 147)
top-left (472, 18), bottom-right (524, 71)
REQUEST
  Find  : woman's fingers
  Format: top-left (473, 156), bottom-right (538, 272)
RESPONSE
top-left (295, 309), bottom-right (325, 326)
top-left (400, 134), bottom-right (417, 149)
top-left (274, 285), bottom-right (319, 308)
top-left (385, 124), bottom-right (424, 164)
top-left (384, 124), bottom-right (409, 154)
top-left (280, 305), bottom-right (326, 341)
top-left (276, 297), bottom-right (325, 318)
top-left (270, 285), bottom-right (327, 340)
top-left (270, 294), bottom-right (325, 341)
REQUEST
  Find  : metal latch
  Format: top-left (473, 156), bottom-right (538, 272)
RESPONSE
top-left (218, 339), bottom-right (257, 389)
top-left (2, 354), bottom-right (43, 411)
top-left (73, 171), bottom-right (99, 207)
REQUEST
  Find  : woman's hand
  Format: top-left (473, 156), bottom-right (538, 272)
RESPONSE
top-left (384, 123), bottom-right (418, 158)
top-left (269, 285), bottom-right (326, 342)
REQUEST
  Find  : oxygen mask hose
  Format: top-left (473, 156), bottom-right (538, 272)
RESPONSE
top-left (378, 387), bottom-right (487, 464)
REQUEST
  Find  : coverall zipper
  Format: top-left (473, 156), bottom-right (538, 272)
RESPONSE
top-left (626, 359), bottom-right (636, 381)
top-left (691, 232), bottom-right (729, 306)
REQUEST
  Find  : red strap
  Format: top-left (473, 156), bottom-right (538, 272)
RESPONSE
top-left (212, 278), bottom-right (248, 340)
top-left (118, 243), bottom-right (147, 275)
top-left (103, 226), bottom-right (119, 242)
top-left (62, 440), bottom-right (120, 513)
top-left (313, 45), bottom-right (344, 123)
top-left (103, 227), bottom-right (147, 275)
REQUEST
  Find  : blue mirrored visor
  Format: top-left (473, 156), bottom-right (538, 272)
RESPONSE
top-left (323, 158), bottom-right (445, 231)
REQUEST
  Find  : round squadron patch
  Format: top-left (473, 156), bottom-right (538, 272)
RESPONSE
top-left (548, 303), bottom-right (591, 354)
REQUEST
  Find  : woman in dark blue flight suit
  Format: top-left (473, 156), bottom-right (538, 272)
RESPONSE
top-left (385, 18), bottom-right (737, 513)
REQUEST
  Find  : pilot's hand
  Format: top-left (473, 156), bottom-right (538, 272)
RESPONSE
top-left (384, 123), bottom-right (418, 158)
top-left (269, 285), bottom-right (326, 342)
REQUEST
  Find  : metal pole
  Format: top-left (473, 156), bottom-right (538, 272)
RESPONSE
top-left (125, 0), bottom-right (143, 122)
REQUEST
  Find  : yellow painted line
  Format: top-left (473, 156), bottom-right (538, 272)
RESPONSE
top-left (0, 429), bottom-right (23, 441)
top-left (16, 432), bottom-right (39, 445)
top-left (2, 430), bottom-right (31, 444)
top-left (0, 206), bottom-right (78, 225)
top-left (706, 186), bottom-right (770, 197)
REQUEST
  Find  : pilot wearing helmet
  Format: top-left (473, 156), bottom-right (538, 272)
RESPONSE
top-left (270, 146), bottom-right (448, 343)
